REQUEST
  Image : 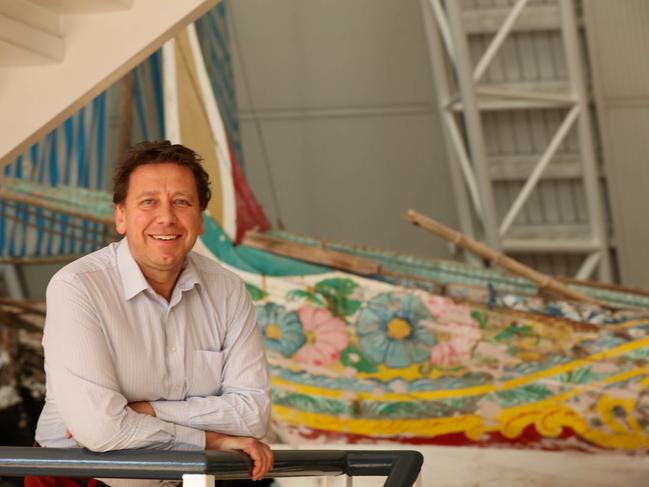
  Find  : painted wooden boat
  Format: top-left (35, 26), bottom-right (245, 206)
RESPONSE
top-left (161, 29), bottom-right (649, 452)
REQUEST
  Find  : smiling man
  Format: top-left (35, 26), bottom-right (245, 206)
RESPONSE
top-left (28, 141), bottom-right (273, 487)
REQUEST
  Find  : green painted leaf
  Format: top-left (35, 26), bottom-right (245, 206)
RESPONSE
top-left (245, 282), bottom-right (268, 301)
top-left (340, 345), bottom-right (378, 373)
top-left (494, 323), bottom-right (535, 342)
top-left (286, 289), bottom-right (326, 306)
top-left (314, 278), bottom-right (359, 297)
top-left (471, 310), bottom-right (489, 329)
top-left (272, 390), bottom-right (350, 415)
top-left (341, 299), bottom-right (362, 316)
top-left (561, 366), bottom-right (596, 384)
top-left (494, 384), bottom-right (553, 407)
top-left (326, 296), bottom-right (362, 317)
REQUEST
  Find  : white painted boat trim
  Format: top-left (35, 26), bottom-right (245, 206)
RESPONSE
top-left (186, 23), bottom-right (237, 239)
top-left (162, 38), bottom-right (181, 145)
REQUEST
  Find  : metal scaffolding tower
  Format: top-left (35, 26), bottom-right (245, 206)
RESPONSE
top-left (420, 0), bottom-right (612, 281)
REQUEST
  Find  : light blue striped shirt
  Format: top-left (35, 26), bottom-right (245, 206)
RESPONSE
top-left (35, 238), bottom-right (271, 452)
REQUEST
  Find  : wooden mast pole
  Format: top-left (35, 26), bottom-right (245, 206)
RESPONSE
top-left (404, 208), bottom-right (603, 306)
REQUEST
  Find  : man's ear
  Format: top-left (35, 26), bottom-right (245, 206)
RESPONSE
top-left (198, 210), bottom-right (204, 236)
top-left (114, 204), bottom-right (126, 235)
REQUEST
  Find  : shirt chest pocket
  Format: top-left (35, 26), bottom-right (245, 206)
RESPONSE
top-left (187, 350), bottom-right (224, 397)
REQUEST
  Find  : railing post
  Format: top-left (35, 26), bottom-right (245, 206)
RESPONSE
top-left (182, 474), bottom-right (215, 487)
top-left (324, 475), bottom-right (353, 487)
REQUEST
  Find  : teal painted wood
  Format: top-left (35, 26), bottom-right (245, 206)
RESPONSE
top-left (202, 216), bottom-right (328, 276)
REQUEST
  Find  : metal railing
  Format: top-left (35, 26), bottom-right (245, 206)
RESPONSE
top-left (0, 447), bottom-right (423, 487)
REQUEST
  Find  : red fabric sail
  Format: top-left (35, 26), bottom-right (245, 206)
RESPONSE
top-left (229, 143), bottom-right (271, 243)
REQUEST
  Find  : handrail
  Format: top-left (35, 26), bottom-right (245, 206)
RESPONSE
top-left (0, 447), bottom-right (423, 487)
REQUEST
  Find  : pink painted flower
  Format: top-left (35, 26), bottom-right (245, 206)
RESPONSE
top-left (430, 341), bottom-right (462, 367)
top-left (294, 305), bottom-right (349, 366)
top-left (424, 296), bottom-right (476, 327)
top-left (430, 322), bottom-right (482, 367)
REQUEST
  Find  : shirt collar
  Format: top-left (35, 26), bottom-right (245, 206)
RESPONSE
top-left (175, 253), bottom-right (202, 294)
top-left (116, 238), bottom-right (202, 301)
top-left (117, 238), bottom-right (151, 300)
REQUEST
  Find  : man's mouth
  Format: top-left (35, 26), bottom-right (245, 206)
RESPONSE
top-left (150, 234), bottom-right (181, 241)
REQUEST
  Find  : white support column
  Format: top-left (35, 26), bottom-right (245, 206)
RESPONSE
top-left (558, 0), bottom-right (612, 282)
top-left (419, 0), bottom-right (482, 265)
top-left (182, 474), bottom-right (215, 487)
top-left (445, 0), bottom-right (501, 250)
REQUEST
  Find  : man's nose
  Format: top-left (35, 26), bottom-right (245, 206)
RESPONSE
top-left (156, 201), bottom-right (178, 223)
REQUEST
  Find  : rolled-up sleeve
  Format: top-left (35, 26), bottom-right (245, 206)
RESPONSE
top-left (44, 277), bottom-right (206, 452)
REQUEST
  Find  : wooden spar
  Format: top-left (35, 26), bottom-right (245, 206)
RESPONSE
top-left (0, 309), bottom-right (43, 334)
top-left (243, 231), bottom-right (380, 275)
top-left (242, 231), bottom-right (445, 290)
top-left (0, 187), bottom-right (113, 225)
top-left (0, 297), bottom-right (45, 316)
top-left (404, 209), bottom-right (604, 306)
top-left (560, 276), bottom-right (649, 300)
top-left (0, 199), bottom-right (110, 234)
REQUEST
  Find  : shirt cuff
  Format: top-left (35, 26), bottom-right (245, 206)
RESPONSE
top-left (173, 424), bottom-right (205, 450)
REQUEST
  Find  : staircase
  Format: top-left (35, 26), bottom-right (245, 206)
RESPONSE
top-left (0, 0), bottom-right (220, 167)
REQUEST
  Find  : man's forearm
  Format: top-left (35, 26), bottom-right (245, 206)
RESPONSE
top-left (131, 403), bottom-right (231, 450)
top-left (130, 403), bottom-right (260, 453)
top-left (148, 392), bottom-right (270, 439)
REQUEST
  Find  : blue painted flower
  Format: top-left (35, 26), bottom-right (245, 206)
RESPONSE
top-left (257, 303), bottom-right (306, 356)
top-left (356, 293), bottom-right (437, 368)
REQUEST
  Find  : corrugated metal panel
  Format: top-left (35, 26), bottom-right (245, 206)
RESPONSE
top-left (584, 0), bottom-right (649, 286)
top-left (585, 0), bottom-right (649, 99)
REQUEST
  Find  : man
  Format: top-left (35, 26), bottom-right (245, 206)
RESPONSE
top-left (29, 141), bottom-right (273, 486)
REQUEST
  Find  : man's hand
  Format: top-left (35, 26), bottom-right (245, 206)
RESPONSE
top-left (205, 432), bottom-right (273, 481)
top-left (128, 401), bottom-right (156, 416)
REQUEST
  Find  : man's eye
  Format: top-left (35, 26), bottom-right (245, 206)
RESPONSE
top-left (141, 199), bottom-right (155, 207)
top-left (174, 199), bottom-right (189, 206)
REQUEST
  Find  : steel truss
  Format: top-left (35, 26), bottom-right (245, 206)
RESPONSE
top-left (420, 0), bottom-right (612, 281)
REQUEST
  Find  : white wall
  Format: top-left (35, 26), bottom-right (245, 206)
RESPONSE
top-left (584, 0), bottom-right (649, 288)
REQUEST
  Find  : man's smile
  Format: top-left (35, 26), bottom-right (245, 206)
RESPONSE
top-left (149, 234), bottom-right (181, 241)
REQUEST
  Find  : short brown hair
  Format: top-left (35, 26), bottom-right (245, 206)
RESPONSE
top-left (113, 140), bottom-right (212, 210)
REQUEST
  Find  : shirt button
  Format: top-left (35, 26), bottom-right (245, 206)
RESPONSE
top-left (169, 346), bottom-right (177, 352)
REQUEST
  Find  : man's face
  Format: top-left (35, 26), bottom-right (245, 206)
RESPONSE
top-left (114, 162), bottom-right (204, 280)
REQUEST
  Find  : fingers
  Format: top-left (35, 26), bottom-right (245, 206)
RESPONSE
top-left (210, 434), bottom-right (273, 481)
top-left (246, 440), bottom-right (273, 481)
